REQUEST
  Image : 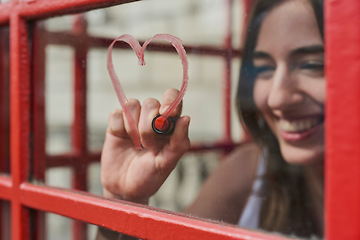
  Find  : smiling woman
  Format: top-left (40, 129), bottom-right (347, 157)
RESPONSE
top-left (252, 0), bottom-right (325, 165)
top-left (98, 0), bottom-right (325, 239)
top-left (237, 0), bottom-right (324, 236)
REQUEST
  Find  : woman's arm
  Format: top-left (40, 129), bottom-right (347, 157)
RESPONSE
top-left (96, 88), bottom-right (260, 238)
top-left (96, 89), bottom-right (190, 240)
top-left (96, 143), bottom-right (260, 239)
top-left (183, 142), bottom-right (261, 224)
top-left (100, 88), bottom-right (190, 204)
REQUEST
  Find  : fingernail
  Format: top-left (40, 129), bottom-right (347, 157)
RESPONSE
top-left (187, 117), bottom-right (191, 128)
top-left (183, 116), bottom-right (191, 128)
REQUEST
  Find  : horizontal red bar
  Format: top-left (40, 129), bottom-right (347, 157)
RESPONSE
top-left (44, 31), bottom-right (242, 57)
top-left (190, 140), bottom-right (245, 152)
top-left (44, 139), bottom-right (243, 168)
top-left (0, 175), bottom-right (12, 200)
top-left (18, 0), bottom-right (139, 20)
top-left (20, 183), bottom-right (293, 240)
top-left (46, 153), bottom-right (100, 168)
top-left (0, 2), bottom-right (13, 25)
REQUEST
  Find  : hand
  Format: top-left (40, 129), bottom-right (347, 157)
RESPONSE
top-left (100, 88), bottom-right (190, 204)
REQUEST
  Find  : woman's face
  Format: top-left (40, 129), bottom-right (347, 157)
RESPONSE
top-left (253, 0), bottom-right (325, 165)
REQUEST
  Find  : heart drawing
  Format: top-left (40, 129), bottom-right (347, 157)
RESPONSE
top-left (107, 34), bottom-right (189, 149)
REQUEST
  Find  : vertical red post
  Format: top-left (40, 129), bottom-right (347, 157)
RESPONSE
top-left (31, 22), bottom-right (47, 240)
top-left (0, 27), bottom-right (6, 240)
top-left (325, 0), bottom-right (360, 239)
top-left (32, 22), bottom-right (46, 184)
top-left (240, 0), bottom-right (252, 48)
top-left (223, 0), bottom-right (233, 148)
top-left (0, 28), bottom-right (10, 174)
top-left (9, 13), bottom-right (31, 240)
top-left (72, 14), bottom-right (88, 240)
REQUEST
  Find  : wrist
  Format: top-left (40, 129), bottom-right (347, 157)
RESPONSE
top-left (103, 188), bottom-right (149, 205)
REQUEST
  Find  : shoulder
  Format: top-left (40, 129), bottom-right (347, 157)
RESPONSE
top-left (184, 142), bottom-right (262, 223)
top-left (225, 142), bottom-right (262, 168)
top-left (211, 142), bottom-right (262, 194)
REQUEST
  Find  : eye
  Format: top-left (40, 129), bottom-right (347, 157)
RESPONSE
top-left (254, 65), bottom-right (275, 79)
top-left (299, 61), bottom-right (324, 74)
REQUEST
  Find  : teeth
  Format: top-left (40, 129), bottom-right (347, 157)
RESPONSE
top-left (279, 117), bottom-right (321, 132)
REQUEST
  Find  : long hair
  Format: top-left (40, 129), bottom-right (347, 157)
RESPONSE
top-left (236, 0), bottom-right (324, 237)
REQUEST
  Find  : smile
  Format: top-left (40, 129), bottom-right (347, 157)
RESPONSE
top-left (279, 116), bottom-right (323, 132)
top-left (278, 116), bottom-right (324, 141)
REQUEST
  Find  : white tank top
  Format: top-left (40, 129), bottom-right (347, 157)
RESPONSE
top-left (237, 152), bottom-right (266, 229)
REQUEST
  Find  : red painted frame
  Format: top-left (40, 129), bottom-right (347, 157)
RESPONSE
top-left (325, 0), bottom-right (360, 239)
top-left (0, 0), bottom-right (357, 239)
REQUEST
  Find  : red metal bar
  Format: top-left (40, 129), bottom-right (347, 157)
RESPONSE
top-left (325, 0), bottom-right (360, 239)
top-left (9, 13), bottom-right (31, 240)
top-left (20, 182), bottom-right (295, 240)
top-left (0, 175), bottom-right (12, 200)
top-left (18, 0), bottom-right (139, 20)
top-left (0, 2), bottom-right (13, 25)
top-left (0, 27), bottom-right (10, 174)
top-left (43, 31), bottom-right (242, 57)
top-left (71, 15), bottom-right (89, 240)
top-left (44, 139), bottom-right (240, 169)
top-left (222, 0), bottom-right (233, 145)
top-left (240, 0), bottom-right (253, 50)
top-left (31, 22), bottom-right (47, 240)
top-left (0, 27), bottom-right (5, 240)
top-left (32, 22), bottom-right (46, 183)
top-left (0, 1), bottom-right (138, 25)
top-left (71, 15), bottom-right (88, 190)
top-left (47, 153), bottom-right (100, 168)
top-left (1, 201), bottom-right (11, 240)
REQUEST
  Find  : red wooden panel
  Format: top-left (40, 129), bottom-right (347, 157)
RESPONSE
top-left (325, 0), bottom-right (360, 239)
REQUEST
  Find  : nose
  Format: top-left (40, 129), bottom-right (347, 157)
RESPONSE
top-left (267, 65), bottom-right (304, 110)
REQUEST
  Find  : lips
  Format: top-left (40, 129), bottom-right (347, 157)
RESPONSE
top-left (278, 115), bottom-right (324, 141)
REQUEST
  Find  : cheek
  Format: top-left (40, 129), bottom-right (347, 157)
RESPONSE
top-left (253, 80), bottom-right (270, 112)
top-left (314, 80), bottom-right (326, 104)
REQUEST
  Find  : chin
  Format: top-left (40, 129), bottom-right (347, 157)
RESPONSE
top-left (279, 143), bottom-right (324, 166)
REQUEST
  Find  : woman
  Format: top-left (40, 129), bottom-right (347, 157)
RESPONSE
top-left (97, 0), bottom-right (324, 238)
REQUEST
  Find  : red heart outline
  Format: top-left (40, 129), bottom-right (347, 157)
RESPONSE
top-left (107, 34), bottom-right (189, 149)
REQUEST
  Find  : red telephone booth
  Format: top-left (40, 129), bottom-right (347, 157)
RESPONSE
top-left (0, 0), bottom-right (359, 239)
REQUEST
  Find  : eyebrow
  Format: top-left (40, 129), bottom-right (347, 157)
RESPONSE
top-left (252, 45), bottom-right (324, 60)
top-left (290, 45), bottom-right (324, 57)
top-left (252, 51), bottom-right (271, 59)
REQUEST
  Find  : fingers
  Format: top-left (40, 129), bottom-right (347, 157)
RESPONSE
top-left (169, 115), bottom-right (191, 154)
top-left (107, 88), bottom-right (186, 150)
top-left (107, 109), bottom-right (126, 137)
top-left (160, 88), bottom-right (182, 117)
top-left (107, 98), bottom-right (141, 140)
top-left (122, 98), bottom-right (141, 138)
top-left (138, 98), bottom-right (161, 148)
top-left (157, 115), bottom-right (191, 173)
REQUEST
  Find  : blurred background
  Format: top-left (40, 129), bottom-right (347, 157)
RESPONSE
top-left (4, 0), bottom-right (249, 238)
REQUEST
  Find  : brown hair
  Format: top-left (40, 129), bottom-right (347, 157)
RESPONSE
top-left (236, 0), bottom-right (324, 237)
